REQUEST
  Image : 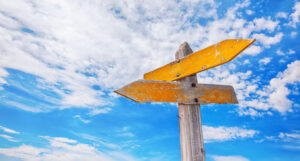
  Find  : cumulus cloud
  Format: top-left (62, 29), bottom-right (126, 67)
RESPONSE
top-left (268, 60), bottom-right (300, 113)
top-left (253, 33), bottom-right (283, 48)
top-left (0, 0), bottom-right (291, 116)
top-left (244, 45), bottom-right (262, 55)
top-left (198, 60), bottom-right (300, 116)
top-left (203, 126), bottom-right (258, 143)
top-left (0, 136), bottom-right (138, 161)
top-left (288, 2), bottom-right (300, 27)
top-left (0, 0), bottom-right (221, 112)
top-left (252, 17), bottom-right (279, 32)
top-left (259, 57), bottom-right (271, 65)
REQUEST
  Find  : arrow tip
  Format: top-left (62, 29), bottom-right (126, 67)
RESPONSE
top-left (250, 38), bottom-right (256, 43)
top-left (113, 87), bottom-right (141, 103)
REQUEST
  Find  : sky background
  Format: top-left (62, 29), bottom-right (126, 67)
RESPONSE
top-left (0, 0), bottom-right (299, 161)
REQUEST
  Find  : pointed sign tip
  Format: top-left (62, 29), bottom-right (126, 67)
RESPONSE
top-left (249, 38), bottom-right (256, 43)
top-left (114, 88), bottom-right (141, 103)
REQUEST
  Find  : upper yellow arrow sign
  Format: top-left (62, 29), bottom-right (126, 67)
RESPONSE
top-left (144, 39), bottom-right (255, 81)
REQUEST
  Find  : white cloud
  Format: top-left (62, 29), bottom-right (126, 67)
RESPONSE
top-left (211, 155), bottom-right (249, 161)
top-left (277, 49), bottom-right (296, 55)
top-left (88, 107), bottom-right (112, 116)
top-left (0, 136), bottom-right (138, 161)
top-left (0, 0), bottom-right (290, 116)
top-left (4, 101), bottom-right (43, 113)
top-left (244, 45), bottom-right (262, 55)
top-left (283, 145), bottom-right (300, 150)
top-left (119, 132), bottom-right (135, 137)
top-left (74, 115), bottom-right (91, 124)
top-left (243, 59), bottom-right (250, 64)
top-left (117, 126), bottom-right (135, 137)
top-left (253, 17), bottom-right (279, 32)
top-left (0, 68), bottom-right (9, 85)
top-left (0, 134), bottom-right (17, 142)
top-left (253, 33), bottom-right (283, 48)
top-left (78, 133), bottom-right (121, 149)
top-left (276, 49), bottom-right (284, 55)
top-left (0, 0), bottom-right (221, 112)
top-left (279, 132), bottom-right (300, 142)
top-left (288, 2), bottom-right (300, 27)
top-left (264, 131), bottom-right (300, 148)
top-left (0, 125), bottom-right (20, 134)
top-left (51, 137), bottom-right (78, 144)
top-left (259, 57), bottom-right (271, 65)
top-left (288, 49), bottom-right (295, 54)
top-left (203, 126), bottom-right (258, 143)
top-left (246, 10), bottom-right (254, 15)
top-left (276, 12), bottom-right (288, 18)
top-left (291, 31), bottom-right (297, 37)
top-left (268, 60), bottom-right (300, 113)
top-left (198, 60), bottom-right (300, 116)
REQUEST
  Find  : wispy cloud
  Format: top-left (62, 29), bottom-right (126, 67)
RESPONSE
top-left (74, 115), bottom-right (91, 124)
top-left (203, 125), bottom-right (258, 143)
top-left (78, 133), bottom-right (121, 149)
top-left (260, 131), bottom-right (300, 151)
top-left (88, 107), bottom-right (112, 116)
top-left (0, 136), bottom-right (138, 161)
top-left (211, 155), bottom-right (249, 161)
top-left (0, 125), bottom-right (20, 134)
top-left (0, 134), bottom-right (17, 142)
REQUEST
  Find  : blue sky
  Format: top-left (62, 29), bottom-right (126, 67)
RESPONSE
top-left (0, 0), bottom-right (299, 161)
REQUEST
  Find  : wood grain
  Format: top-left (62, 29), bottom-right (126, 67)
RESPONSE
top-left (114, 80), bottom-right (238, 104)
top-left (176, 42), bottom-right (205, 161)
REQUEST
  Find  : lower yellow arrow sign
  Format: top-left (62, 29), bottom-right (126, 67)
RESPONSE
top-left (115, 80), bottom-right (238, 104)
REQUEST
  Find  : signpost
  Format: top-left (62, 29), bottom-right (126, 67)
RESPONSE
top-left (115, 39), bottom-right (255, 161)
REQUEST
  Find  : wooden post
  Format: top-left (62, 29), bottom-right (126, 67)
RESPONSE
top-left (176, 42), bottom-right (205, 161)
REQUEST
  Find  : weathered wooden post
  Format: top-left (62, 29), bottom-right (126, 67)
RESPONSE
top-left (175, 42), bottom-right (205, 161)
top-left (114, 39), bottom-right (255, 161)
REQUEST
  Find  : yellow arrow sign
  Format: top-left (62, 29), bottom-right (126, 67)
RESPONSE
top-left (115, 80), bottom-right (238, 104)
top-left (144, 39), bottom-right (255, 81)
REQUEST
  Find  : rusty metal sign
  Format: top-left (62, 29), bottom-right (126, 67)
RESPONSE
top-left (115, 80), bottom-right (238, 104)
top-left (144, 39), bottom-right (256, 81)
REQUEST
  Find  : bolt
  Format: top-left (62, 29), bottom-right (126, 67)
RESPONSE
top-left (194, 98), bottom-right (198, 103)
top-left (191, 83), bottom-right (196, 87)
